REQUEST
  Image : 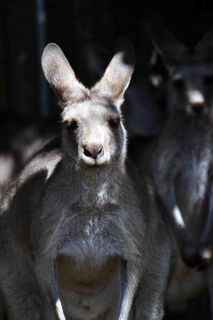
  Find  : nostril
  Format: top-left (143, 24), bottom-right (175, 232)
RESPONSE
top-left (83, 145), bottom-right (103, 160)
top-left (97, 146), bottom-right (103, 156)
top-left (191, 104), bottom-right (204, 115)
top-left (84, 147), bottom-right (93, 158)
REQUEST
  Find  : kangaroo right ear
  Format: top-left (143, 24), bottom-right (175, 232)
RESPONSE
top-left (148, 13), bottom-right (188, 67)
top-left (41, 43), bottom-right (87, 104)
top-left (92, 38), bottom-right (135, 109)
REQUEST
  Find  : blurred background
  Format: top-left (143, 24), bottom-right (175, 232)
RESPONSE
top-left (0, 0), bottom-right (213, 319)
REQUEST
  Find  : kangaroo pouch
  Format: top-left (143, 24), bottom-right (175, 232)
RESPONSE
top-left (57, 255), bottom-right (122, 319)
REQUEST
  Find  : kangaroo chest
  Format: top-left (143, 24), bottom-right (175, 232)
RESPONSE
top-left (170, 133), bottom-right (212, 237)
top-left (58, 212), bottom-right (121, 259)
top-left (57, 196), bottom-right (139, 261)
top-left (180, 148), bottom-right (210, 196)
top-left (176, 138), bottom-right (212, 212)
top-left (56, 176), bottom-right (140, 263)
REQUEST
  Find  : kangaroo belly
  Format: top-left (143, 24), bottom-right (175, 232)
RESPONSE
top-left (57, 255), bottom-right (122, 319)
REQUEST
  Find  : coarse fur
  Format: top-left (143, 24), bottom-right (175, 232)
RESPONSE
top-left (0, 40), bottom-right (173, 320)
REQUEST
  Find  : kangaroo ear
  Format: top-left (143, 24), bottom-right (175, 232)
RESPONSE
top-left (148, 13), bottom-right (188, 67)
top-left (195, 27), bottom-right (213, 62)
top-left (92, 38), bottom-right (135, 108)
top-left (41, 43), bottom-right (87, 104)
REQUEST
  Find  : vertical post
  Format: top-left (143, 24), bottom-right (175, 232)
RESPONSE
top-left (35, 0), bottom-right (48, 118)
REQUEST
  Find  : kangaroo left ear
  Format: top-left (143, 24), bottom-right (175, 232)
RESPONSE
top-left (41, 43), bottom-right (87, 104)
top-left (92, 38), bottom-right (135, 109)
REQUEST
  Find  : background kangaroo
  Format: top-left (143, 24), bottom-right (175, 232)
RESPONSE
top-left (147, 13), bottom-right (213, 318)
top-left (0, 40), bottom-right (173, 319)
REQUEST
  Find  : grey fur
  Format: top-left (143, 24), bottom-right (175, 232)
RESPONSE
top-left (0, 40), bottom-right (173, 320)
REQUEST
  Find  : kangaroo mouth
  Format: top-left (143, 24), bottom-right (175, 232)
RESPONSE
top-left (83, 162), bottom-right (108, 170)
top-left (80, 156), bottom-right (109, 168)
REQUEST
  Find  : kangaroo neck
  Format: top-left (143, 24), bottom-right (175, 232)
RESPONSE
top-left (62, 158), bottom-right (126, 209)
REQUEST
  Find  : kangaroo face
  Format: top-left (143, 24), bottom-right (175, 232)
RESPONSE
top-left (149, 14), bottom-right (213, 118)
top-left (41, 41), bottom-right (134, 169)
top-left (169, 64), bottom-right (213, 116)
top-left (61, 98), bottom-right (125, 167)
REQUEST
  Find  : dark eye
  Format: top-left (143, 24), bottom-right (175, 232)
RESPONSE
top-left (172, 78), bottom-right (185, 90)
top-left (65, 120), bottom-right (78, 131)
top-left (108, 117), bottom-right (120, 129)
top-left (204, 75), bottom-right (213, 86)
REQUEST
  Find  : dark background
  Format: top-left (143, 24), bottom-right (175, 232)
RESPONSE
top-left (1, 0), bottom-right (213, 120)
top-left (0, 1), bottom-right (213, 319)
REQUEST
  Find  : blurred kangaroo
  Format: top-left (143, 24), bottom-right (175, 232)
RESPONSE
top-left (0, 40), bottom-right (173, 319)
top-left (147, 13), bottom-right (213, 318)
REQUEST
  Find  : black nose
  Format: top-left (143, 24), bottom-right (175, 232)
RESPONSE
top-left (190, 103), bottom-right (205, 115)
top-left (83, 145), bottom-right (103, 160)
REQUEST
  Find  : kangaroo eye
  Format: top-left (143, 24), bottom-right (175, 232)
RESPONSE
top-left (65, 120), bottom-right (78, 130)
top-left (172, 78), bottom-right (185, 90)
top-left (108, 117), bottom-right (120, 129)
top-left (204, 75), bottom-right (213, 86)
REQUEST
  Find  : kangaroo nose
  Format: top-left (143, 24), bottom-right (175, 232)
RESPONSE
top-left (83, 145), bottom-right (103, 160)
top-left (190, 103), bottom-right (205, 115)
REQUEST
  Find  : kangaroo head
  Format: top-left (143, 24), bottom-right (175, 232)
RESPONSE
top-left (148, 14), bottom-right (213, 117)
top-left (41, 40), bottom-right (135, 169)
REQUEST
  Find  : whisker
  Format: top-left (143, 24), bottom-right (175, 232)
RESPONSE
top-left (67, 158), bottom-right (79, 170)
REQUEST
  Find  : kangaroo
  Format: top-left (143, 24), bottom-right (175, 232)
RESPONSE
top-left (0, 40), bottom-right (173, 319)
top-left (147, 13), bottom-right (213, 318)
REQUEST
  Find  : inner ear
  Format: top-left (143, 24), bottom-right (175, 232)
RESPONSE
top-left (92, 38), bottom-right (135, 108)
top-left (41, 43), bottom-right (87, 103)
